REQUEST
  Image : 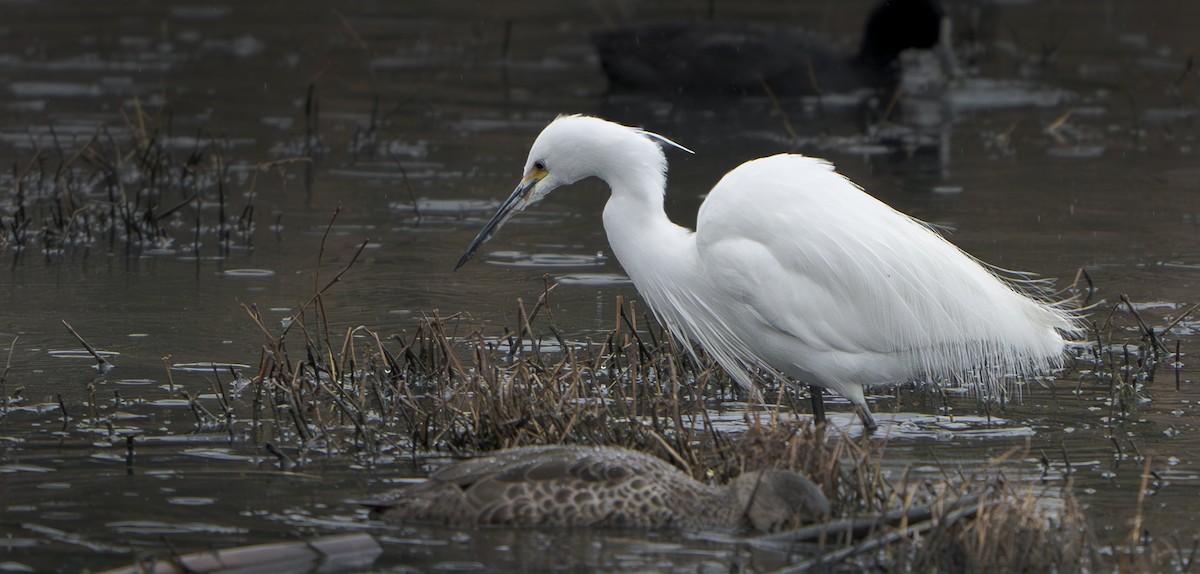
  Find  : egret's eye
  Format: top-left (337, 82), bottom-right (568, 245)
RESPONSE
top-left (533, 160), bottom-right (546, 171)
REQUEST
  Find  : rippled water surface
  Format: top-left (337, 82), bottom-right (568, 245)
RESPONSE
top-left (2, 0), bottom-right (1200, 571)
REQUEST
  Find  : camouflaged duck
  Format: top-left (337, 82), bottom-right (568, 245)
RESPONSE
top-left (367, 445), bottom-right (829, 532)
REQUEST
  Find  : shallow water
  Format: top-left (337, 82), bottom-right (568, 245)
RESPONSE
top-left (2, 0), bottom-right (1200, 570)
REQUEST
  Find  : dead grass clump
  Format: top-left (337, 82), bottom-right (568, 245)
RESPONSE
top-left (223, 216), bottom-right (749, 464)
top-left (758, 478), bottom-right (1096, 573)
top-left (722, 420), bottom-right (1098, 571)
top-left (240, 293), bottom-right (743, 470)
top-left (900, 482), bottom-right (1094, 573)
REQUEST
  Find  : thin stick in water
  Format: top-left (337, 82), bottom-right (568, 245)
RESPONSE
top-left (61, 320), bottom-right (113, 373)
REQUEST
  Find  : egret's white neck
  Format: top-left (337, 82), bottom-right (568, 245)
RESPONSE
top-left (598, 157), bottom-right (697, 327)
top-left (598, 146), bottom-right (690, 250)
top-left (548, 118), bottom-right (697, 314)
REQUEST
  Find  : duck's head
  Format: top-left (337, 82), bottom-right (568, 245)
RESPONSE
top-left (732, 469), bottom-right (831, 533)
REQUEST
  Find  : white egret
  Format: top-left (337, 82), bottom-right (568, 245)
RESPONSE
top-left (457, 115), bottom-right (1081, 431)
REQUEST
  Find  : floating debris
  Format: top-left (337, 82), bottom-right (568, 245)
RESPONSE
top-left (555, 273), bottom-right (633, 286)
top-left (221, 269), bottom-right (277, 278)
top-left (170, 362), bottom-right (251, 372)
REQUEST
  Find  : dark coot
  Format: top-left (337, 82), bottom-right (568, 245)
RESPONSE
top-left (595, 0), bottom-right (946, 96)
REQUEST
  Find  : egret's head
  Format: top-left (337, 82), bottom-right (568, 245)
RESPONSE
top-left (455, 115), bottom-right (689, 270)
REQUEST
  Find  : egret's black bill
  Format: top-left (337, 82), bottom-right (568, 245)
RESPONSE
top-left (455, 177), bottom-right (537, 270)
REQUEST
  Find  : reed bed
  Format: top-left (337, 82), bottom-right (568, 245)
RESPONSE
top-left (258, 305), bottom-right (1113, 569)
top-left (0, 97), bottom-right (316, 259)
top-left (226, 246), bottom-right (1162, 570)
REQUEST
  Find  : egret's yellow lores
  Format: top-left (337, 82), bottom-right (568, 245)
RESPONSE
top-left (458, 115), bottom-right (1081, 431)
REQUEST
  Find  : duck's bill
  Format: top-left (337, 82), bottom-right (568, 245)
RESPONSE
top-left (455, 175), bottom-right (538, 270)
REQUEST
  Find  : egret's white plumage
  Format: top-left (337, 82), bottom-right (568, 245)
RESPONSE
top-left (458, 115), bottom-right (1081, 430)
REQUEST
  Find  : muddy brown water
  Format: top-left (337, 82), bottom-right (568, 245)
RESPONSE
top-left (1, 0), bottom-right (1200, 571)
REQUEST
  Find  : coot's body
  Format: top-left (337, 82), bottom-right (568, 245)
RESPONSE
top-left (594, 0), bottom-right (945, 96)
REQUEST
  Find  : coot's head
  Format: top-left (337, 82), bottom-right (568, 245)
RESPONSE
top-left (858, 0), bottom-right (945, 69)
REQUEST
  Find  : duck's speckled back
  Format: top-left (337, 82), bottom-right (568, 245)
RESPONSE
top-left (370, 445), bottom-right (827, 532)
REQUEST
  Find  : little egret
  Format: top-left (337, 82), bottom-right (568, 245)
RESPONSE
top-left (595, 0), bottom-right (954, 96)
top-left (367, 445), bottom-right (828, 531)
top-left (457, 115), bottom-right (1082, 431)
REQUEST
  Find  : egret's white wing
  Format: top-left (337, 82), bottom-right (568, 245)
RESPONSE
top-left (694, 154), bottom-right (1074, 384)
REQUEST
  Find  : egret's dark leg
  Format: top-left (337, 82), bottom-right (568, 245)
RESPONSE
top-left (857, 405), bottom-right (878, 434)
top-left (808, 384), bottom-right (826, 425)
